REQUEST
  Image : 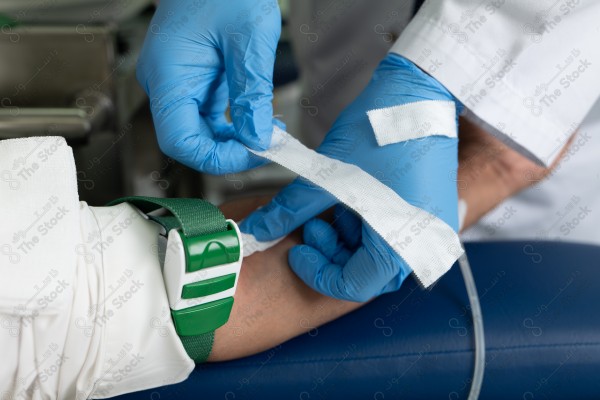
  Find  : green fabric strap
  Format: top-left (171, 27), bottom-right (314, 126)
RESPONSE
top-left (107, 196), bottom-right (226, 236)
top-left (106, 196), bottom-right (226, 363)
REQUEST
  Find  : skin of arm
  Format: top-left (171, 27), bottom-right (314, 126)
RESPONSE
top-left (209, 197), bottom-right (362, 361)
top-left (457, 117), bottom-right (573, 230)
top-left (207, 120), bottom-right (573, 362)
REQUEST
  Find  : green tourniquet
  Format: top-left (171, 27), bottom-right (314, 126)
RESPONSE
top-left (107, 196), bottom-right (227, 236)
top-left (107, 196), bottom-right (235, 363)
top-left (181, 274), bottom-right (236, 299)
top-left (172, 297), bottom-right (234, 336)
top-left (181, 223), bottom-right (240, 272)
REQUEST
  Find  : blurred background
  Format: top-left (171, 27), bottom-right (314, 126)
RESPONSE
top-left (0, 0), bottom-right (298, 206)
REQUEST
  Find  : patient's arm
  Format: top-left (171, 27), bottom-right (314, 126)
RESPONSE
top-left (209, 197), bottom-right (362, 361)
top-left (457, 117), bottom-right (574, 230)
top-left (205, 121), bottom-right (574, 362)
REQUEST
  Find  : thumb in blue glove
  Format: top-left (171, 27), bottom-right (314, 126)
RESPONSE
top-left (137, 0), bottom-right (281, 174)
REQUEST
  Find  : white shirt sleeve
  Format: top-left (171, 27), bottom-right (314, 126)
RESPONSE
top-left (0, 137), bottom-right (193, 399)
top-left (391, 0), bottom-right (600, 166)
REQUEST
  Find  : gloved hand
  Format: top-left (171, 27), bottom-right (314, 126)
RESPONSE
top-left (137, 0), bottom-right (281, 174)
top-left (241, 54), bottom-right (462, 302)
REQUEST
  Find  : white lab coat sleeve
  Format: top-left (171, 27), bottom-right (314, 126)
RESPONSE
top-left (391, 0), bottom-right (600, 166)
top-left (0, 137), bottom-right (194, 399)
top-left (84, 203), bottom-right (195, 399)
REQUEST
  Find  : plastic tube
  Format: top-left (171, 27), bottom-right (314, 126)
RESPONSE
top-left (458, 245), bottom-right (486, 400)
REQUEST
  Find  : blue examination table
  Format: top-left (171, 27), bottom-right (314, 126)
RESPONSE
top-left (117, 241), bottom-right (600, 399)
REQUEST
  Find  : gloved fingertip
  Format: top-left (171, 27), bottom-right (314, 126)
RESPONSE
top-left (238, 201), bottom-right (298, 243)
top-left (238, 217), bottom-right (254, 235)
top-left (238, 208), bottom-right (272, 240)
top-left (205, 145), bottom-right (251, 175)
top-left (302, 219), bottom-right (337, 253)
top-left (288, 244), bottom-right (305, 262)
top-left (303, 218), bottom-right (331, 243)
top-left (231, 94), bottom-right (274, 151)
top-left (245, 128), bottom-right (272, 151)
top-left (204, 138), bottom-right (273, 174)
top-left (289, 244), bottom-right (322, 270)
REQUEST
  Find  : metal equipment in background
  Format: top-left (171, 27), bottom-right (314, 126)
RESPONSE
top-left (0, 0), bottom-right (302, 206)
top-left (0, 2), bottom-right (152, 204)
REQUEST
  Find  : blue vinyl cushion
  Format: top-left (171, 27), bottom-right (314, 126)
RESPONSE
top-left (116, 241), bottom-right (600, 399)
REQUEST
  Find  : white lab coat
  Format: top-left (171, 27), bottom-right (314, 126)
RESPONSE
top-left (391, 0), bottom-right (600, 166)
top-left (463, 96), bottom-right (600, 245)
top-left (0, 137), bottom-right (193, 399)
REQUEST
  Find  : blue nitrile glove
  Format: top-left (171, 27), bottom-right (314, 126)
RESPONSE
top-left (137, 0), bottom-right (281, 174)
top-left (241, 54), bottom-right (462, 302)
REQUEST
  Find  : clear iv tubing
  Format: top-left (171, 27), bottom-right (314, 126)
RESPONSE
top-left (458, 241), bottom-right (485, 400)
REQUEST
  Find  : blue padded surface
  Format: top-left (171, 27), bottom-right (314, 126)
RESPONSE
top-left (117, 241), bottom-right (600, 399)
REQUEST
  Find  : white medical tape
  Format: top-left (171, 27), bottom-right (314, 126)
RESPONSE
top-left (241, 232), bottom-right (284, 255)
top-left (244, 126), bottom-right (463, 288)
top-left (367, 100), bottom-right (457, 146)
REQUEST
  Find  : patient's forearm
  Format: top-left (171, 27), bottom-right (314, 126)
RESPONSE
top-left (457, 118), bottom-right (572, 230)
top-left (208, 197), bottom-right (361, 361)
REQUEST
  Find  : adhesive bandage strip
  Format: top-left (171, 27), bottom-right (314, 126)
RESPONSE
top-left (367, 100), bottom-right (457, 146)
top-left (244, 125), bottom-right (463, 288)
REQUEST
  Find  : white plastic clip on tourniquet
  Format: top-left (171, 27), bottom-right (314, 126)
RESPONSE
top-left (243, 120), bottom-right (463, 288)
